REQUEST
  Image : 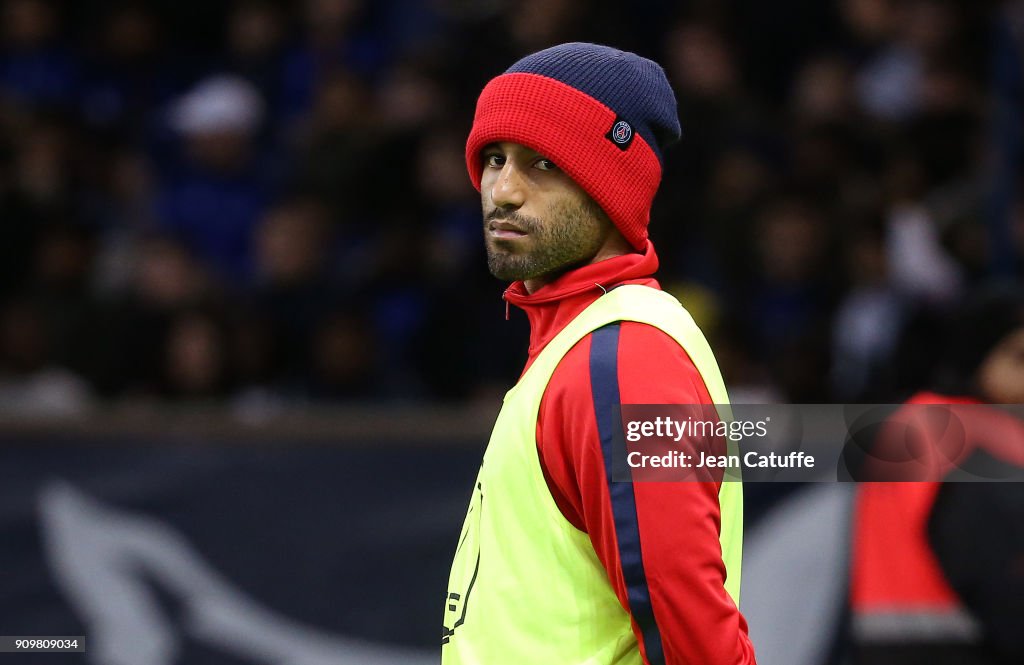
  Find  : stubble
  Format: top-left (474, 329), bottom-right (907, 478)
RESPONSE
top-left (484, 198), bottom-right (609, 283)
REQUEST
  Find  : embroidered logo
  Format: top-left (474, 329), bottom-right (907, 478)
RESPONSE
top-left (606, 118), bottom-right (634, 150)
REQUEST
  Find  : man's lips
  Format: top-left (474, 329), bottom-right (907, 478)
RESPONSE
top-left (488, 220), bottom-right (528, 239)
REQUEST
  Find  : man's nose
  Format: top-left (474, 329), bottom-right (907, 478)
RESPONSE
top-left (489, 162), bottom-right (527, 209)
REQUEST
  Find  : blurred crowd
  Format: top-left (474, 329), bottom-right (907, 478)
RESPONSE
top-left (0, 0), bottom-right (1021, 412)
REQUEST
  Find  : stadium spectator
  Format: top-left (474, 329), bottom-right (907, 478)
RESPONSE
top-left (157, 75), bottom-right (273, 286)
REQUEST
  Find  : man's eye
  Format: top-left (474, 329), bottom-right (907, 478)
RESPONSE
top-left (535, 159), bottom-right (558, 171)
top-left (485, 154), bottom-right (505, 167)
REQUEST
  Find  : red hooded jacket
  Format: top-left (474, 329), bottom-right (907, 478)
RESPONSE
top-left (503, 242), bottom-right (756, 665)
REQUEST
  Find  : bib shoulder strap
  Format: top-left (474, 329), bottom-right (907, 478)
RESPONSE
top-left (532, 285), bottom-right (730, 404)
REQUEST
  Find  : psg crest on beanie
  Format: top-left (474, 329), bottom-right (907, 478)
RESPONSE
top-left (607, 118), bottom-right (634, 149)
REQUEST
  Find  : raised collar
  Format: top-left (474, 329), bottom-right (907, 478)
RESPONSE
top-left (503, 241), bottom-right (661, 370)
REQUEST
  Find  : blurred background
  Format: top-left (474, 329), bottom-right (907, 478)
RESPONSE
top-left (0, 0), bottom-right (1022, 664)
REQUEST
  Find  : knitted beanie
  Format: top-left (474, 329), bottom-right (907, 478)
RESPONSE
top-left (465, 42), bottom-right (681, 250)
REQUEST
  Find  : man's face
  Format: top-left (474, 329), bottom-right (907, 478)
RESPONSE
top-left (480, 142), bottom-right (615, 286)
top-left (977, 326), bottom-right (1024, 403)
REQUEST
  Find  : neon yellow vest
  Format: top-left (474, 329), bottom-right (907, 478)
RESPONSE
top-left (441, 284), bottom-right (743, 664)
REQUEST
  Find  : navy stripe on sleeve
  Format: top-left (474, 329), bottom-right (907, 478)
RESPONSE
top-left (589, 323), bottom-right (665, 664)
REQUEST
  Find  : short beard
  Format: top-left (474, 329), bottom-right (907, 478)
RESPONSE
top-left (484, 198), bottom-right (610, 283)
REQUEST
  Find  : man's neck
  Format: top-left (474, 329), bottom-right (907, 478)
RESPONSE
top-left (504, 244), bottom-right (660, 372)
top-left (523, 234), bottom-right (634, 294)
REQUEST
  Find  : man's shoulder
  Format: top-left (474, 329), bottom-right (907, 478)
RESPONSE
top-left (565, 319), bottom-right (695, 365)
top-left (545, 319), bottom-right (708, 404)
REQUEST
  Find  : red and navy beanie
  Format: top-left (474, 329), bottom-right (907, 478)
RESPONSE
top-left (466, 42), bottom-right (681, 251)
